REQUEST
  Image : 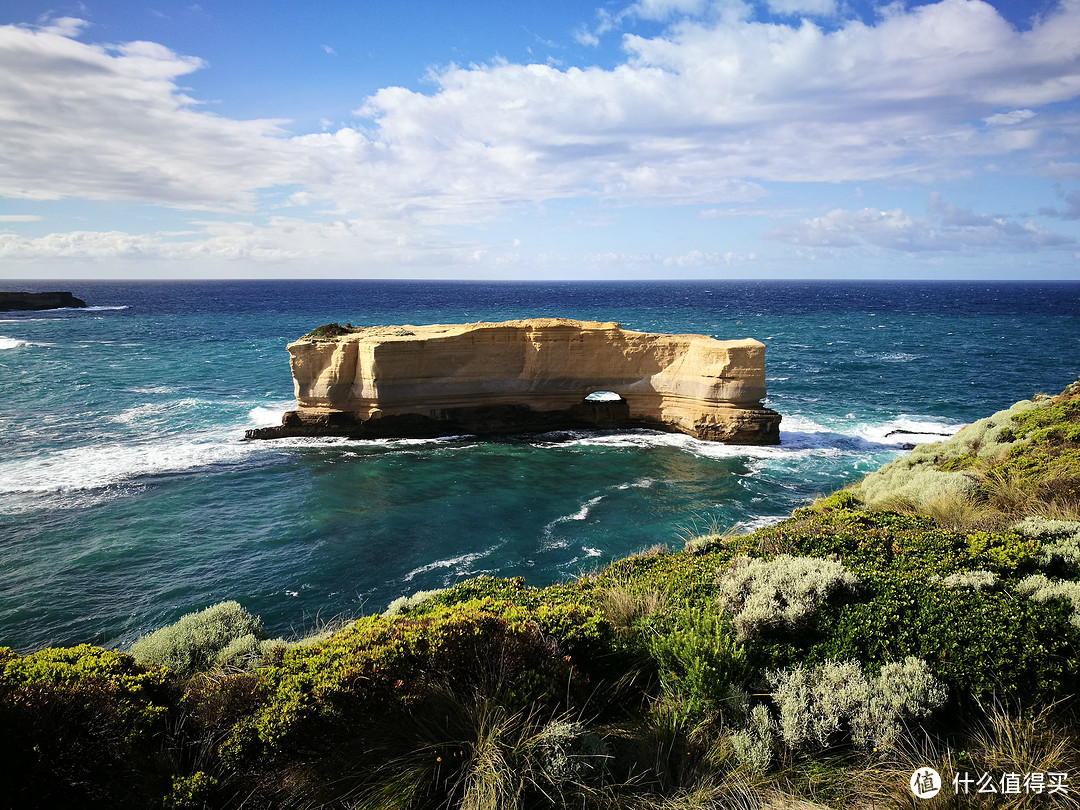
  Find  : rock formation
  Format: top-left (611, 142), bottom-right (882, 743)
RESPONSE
top-left (247, 318), bottom-right (781, 444)
top-left (0, 291), bottom-right (87, 311)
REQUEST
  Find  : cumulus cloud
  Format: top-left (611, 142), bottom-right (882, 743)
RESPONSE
top-left (0, 19), bottom-right (301, 208)
top-left (326, 0), bottom-right (1080, 223)
top-left (2, 0), bottom-right (1080, 267)
top-left (765, 193), bottom-right (1076, 252)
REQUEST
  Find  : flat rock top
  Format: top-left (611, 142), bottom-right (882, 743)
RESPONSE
top-left (305, 318), bottom-right (741, 344)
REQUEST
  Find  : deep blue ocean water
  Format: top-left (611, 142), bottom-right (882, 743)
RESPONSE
top-left (1, 279), bottom-right (1078, 653)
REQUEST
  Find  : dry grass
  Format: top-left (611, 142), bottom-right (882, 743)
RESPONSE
top-left (983, 468), bottom-right (1035, 517)
top-left (847, 701), bottom-right (1080, 810)
top-left (920, 490), bottom-right (1000, 532)
top-left (968, 702), bottom-right (1079, 798)
top-left (599, 584), bottom-right (664, 636)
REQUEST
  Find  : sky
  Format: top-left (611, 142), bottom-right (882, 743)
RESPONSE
top-left (1, 0), bottom-right (1079, 280)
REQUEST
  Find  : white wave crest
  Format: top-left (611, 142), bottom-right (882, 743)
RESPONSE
top-left (0, 435), bottom-right (256, 496)
top-left (402, 542), bottom-right (504, 582)
top-left (540, 494), bottom-right (608, 550)
top-left (111, 403), bottom-right (168, 424)
top-left (248, 406), bottom-right (289, 426)
top-left (0, 337), bottom-right (27, 350)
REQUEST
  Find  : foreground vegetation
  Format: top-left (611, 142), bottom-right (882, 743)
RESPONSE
top-left (3, 379), bottom-right (1080, 808)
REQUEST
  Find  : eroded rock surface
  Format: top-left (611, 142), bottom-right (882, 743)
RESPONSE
top-left (247, 318), bottom-right (781, 444)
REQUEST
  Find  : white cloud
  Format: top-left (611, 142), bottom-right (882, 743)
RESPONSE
top-left (0, 19), bottom-right (301, 209)
top-left (985, 109), bottom-right (1036, 126)
top-left (0, 214), bottom-right (41, 222)
top-left (626, 0), bottom-right (711, 21)
top-left (764, 0), bottom-right (837, 17)
top-left (2, 1), bottom-right (1080, 270)
top-left (326, 0), bottom-right (1080, 224)
top-left (573, 27), bottom-right (601, 47)
top-left (765, 194), bottom-right (1076, 252)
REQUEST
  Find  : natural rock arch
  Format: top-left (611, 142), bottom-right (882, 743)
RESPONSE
top-left (247, 318), bottom-right (781, 444)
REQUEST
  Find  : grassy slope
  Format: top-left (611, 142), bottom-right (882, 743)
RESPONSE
top-left (3, 379), bottom-right (1080, 809)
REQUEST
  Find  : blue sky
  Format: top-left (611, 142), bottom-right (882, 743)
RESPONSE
top-left (1, 0), bottom-right (1078, 279)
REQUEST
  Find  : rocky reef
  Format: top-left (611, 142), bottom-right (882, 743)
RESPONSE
top-left (248, 318), bottom-right (781, 444)
top-left (0, 291), bottom-right (86, 311)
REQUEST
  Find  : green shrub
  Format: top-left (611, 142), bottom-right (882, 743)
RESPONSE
top-left (641, 606), bottom-right (750, 722)
top-left (730, 704), bottom-right (780, 772)
top-left (211, 605), bottom-right (585, 770)
top-left (383, 588), bottom-right (447, 617)
top-left (303, 322), bottom-right (349, 339)
top-left (767, 656), bottom-right (946, 752)
top-left (1008, 398), bottom-right (1080, 442)
top-left (129, 601), bottom-right (274, 677)
top-left (936, 569), bottom-right (998, 591)
top-left (1016, 574), bottom-right (1080, 627)
top-left (0, 645), bottom-right (173, 809)
top-left (163, 772), bottom-right (218, 810)
top-left (964, 530), bottom-right (1040, 572)
top-left (715, 554), bottom-right (859, 641)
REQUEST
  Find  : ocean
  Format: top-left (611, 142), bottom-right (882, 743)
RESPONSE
top-left (1, 279), bottom-right (1078, 653)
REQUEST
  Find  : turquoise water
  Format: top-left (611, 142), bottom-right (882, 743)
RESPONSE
top-left (1, 280), bottom-right (1078, 652)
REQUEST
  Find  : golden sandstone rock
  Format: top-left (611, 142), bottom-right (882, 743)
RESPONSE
top-left (247, 318), bottom-right (781, 444)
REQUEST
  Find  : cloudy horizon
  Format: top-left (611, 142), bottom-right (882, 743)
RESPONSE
top-left (1, 0), bottom-right (1079, 280)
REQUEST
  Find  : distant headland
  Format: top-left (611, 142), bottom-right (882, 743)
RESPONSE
top-left (0, 291), bottom-right (87, 311)
top-left (247, 317), bottom-right (782, 444)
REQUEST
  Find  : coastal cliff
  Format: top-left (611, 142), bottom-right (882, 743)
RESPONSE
top-left (0, 291), bottom-right (86, 311)
top-left (248, 318), bottom-right (781, 443)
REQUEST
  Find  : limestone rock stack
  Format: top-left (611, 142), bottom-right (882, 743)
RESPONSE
top-left (247, 318), bottom-right (781, 444)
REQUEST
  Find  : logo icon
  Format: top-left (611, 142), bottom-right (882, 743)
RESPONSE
top-left (910, 767), bottom-right (942, 799)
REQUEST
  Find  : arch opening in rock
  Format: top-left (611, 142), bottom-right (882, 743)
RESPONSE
top-left (577, 390), bottom-right (631, 428)
top-left (584, 391), bottom-right (625, 402)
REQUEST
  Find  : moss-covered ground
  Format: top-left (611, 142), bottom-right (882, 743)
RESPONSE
top-left (3, 379), bottom-right (1080, 809)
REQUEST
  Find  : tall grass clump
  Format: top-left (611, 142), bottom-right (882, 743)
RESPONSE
top-left (851, 398), bottom-right (1044, 512)
top-left (128, 601), bottom-right (278, 677)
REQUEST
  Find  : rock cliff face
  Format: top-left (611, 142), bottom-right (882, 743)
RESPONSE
top-left (247, 318), bottom-right (781, 444)
top-left (0, 291), bottom-right (87, 311)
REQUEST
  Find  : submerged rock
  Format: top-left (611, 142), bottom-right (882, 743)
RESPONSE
top-left (247, 318), bottom-right (782, 444)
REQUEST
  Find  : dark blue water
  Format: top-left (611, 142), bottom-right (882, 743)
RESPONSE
top-left (1, 280), bottom-right (1078, 652)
